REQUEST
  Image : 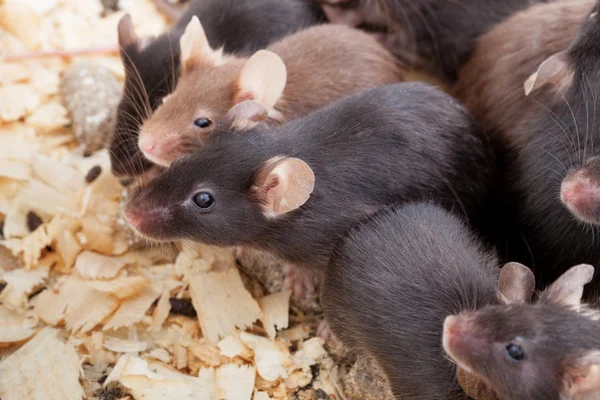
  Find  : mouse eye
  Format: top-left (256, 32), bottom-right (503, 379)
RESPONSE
top-left (194, 118), bottom-right (212, 129)
top-left (193, 192), bottom-right (215, 210)
top-left (505, 343), bottom-right (525, 362)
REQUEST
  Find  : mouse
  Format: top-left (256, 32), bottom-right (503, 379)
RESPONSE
top-left (322, 202), bottom-right (534, 399)
top-left (454, 0), bottom-right (593, 150)
top-left (444, 264), bottom-right (600, 400)
top-left (109, 0), bottom-right (325, 178)
top-left (123, 83), bottom-right (495, 287)
top-left (503, 0), bottom-right (600, 290)
top-left (316, 0), bottom-right (551, 83)
top-left (136, 18), bottom-right (404, 168)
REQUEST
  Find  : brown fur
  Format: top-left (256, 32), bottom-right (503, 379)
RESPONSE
top-left (140, 24), bottom-right (403, 164)
top-left (454, 0), bottom-right (593, 147)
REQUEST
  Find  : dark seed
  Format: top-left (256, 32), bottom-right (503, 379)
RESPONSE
top-left (169, 298), bottom-right (197, 317)
top-left (0, 282), bottom-right (6, 294)
top-left (96, 387), bottom-right (125, 400)
top-left (314, 389), bottom-right (330, 400)
top-left (85, 165), bottom-right (102, 183)
top-left (0, 220), bottom-right (4, 239)
top-left (27, 211), bottom-right (43, 232)
top-left (97, 375), bottom-right (108, 385)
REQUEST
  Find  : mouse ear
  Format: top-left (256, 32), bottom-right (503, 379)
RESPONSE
top-left (251, 157), bottom-right (315, 215)
top-left (540, 264), bottom-right (594, 308)
top-left (180, 16), bottom-right (219, 72)
top-left (563, 352), bottom-right (600, 398)
top-left (235, 50), bottom-right (287, 111)
top-left (498, 262), bottom-right (535, 304)
top-left (524, 51), bottom-right (573, 96)
top-left (118, 14), bottom-right (140, 51)
top-left (222, 101), bottom-right (269, 131)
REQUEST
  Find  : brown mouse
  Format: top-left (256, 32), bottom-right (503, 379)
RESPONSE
top-left (110, 0), bottom-right (325, 179)
top-left (454, 0), bottom-right (593, 148)
top-left (137, 18), bottom-right (404, 168)
top-left (444, 264), bottom-right (600, 400)
top-left (322, 202), bottom-right (534, 399)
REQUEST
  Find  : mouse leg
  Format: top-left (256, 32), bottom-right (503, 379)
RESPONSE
top-left (317, 320), bottom-right (333, 341)
top-left (283, 264), bottom-right (317, 298)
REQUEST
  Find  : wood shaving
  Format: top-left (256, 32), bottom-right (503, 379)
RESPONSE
top-left (259, 291), bottom-right (292, 339)
top-left (0, 328), bottom-right (83, 400)
top-left (0, 1), bottom-right (349, 399)
top-left (0, 305), bottom-right (38, 343)
top-left (189, 267), bottom-right (263, 344)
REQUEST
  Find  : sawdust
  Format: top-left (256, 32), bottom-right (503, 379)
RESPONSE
top-left (0, 1), bottom-right (359, 399)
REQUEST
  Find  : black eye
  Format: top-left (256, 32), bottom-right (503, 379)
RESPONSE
top-left (505, 343), bottom-right (525, 362)
top-left (193, 192), bottom-right (215, 210)
top-left (194, 118), bottom-right (212, 128)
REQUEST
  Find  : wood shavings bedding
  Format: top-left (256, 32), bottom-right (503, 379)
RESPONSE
top-left (0, 1), bottom-right (349, 399)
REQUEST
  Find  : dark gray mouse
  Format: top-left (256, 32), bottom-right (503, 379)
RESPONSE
top-left (123, 83), bottom-right (495, 286)
top-left (109, 0), bottom-right (324, 179)
top-left (444, 264), bottom-right (600, 400)
top-left (322, 203), bottom-right (533, 399)
top-left (505, 0), bottom-right (600, 290)
top-left (317, 0), bottom-right (550, 83)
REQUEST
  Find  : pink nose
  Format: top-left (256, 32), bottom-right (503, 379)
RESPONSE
top-left (140, 137), bottom-right (156, 154)
top-left (124, 207), bottom-right (142, 228)
top-left (562, 180), bottom-right (589, 207)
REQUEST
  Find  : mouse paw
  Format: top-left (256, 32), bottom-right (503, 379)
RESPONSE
top-left (317, 320), bottom-right (333, 341)
top-left (283, 265), bottom-right (317, 299)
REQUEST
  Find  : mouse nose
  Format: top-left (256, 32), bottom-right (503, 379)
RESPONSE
top-left (561, 179), bottom-right (597, 209)
top-left (139, 136), bottom-right (157, 154)
top-left (123, 207), bottom-right (142, 228)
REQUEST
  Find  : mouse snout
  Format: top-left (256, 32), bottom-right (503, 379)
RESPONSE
top-left (561, 172), bottom-right (600, 225)
top-left (139, 134), bottom-right (183, 167)
top-left (442, 314), bottom-right (481, 365)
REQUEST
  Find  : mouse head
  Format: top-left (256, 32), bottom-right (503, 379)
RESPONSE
top-left (562, 156), bottom-right (600, 226)
top-left (111, 14), bottom-right (178, 178)
top-left (137, 16), bottom-right (288, 168)
top-left (444, 264), bottom-right (600, 400)
top-left (523, 2), bottom-right (600, 228)
top-left (124, 101), bottom-right (314, 245)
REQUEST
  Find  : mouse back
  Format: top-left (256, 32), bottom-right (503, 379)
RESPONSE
top-left (137, 21), bottom-right (404, 167)
top-left (454, 0), bottom-right (593, 147)
top-left (322, 203), bottom-right (499, 398)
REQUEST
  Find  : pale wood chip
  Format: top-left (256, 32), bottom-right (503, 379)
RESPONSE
top-left (26, 102), bottom-right (70, 132)
top-left (218, 334), bottom-right (251, 359)
top-left (18, 178), bottom-right (80, 216)
top-left (103, 285), bottom-right (160, 331)
top-left (0, 267), bottom-right (48, 309)
top-left (87, 275), bottom-right (149, 299)
top-left (75, 250), bottom-right (131, 280)
top-left (54, 225), bottom-right (82, 270)
top-left (259, 291), bottom-right (291, 340)
top-left (0, 83), bottom-right (40, 122)
top-left (0, 63), bottom-right (29, 84)
top-left (32, 154), bottom-right (84, 193)
top-left (0, 328), bottom-right (83, 400)
top-left (217, 364), bottom-right (256, 400)
top-left (103, 336), bottom-right (148, 353)
top-left (0, 305), bottom-right (37, 343)
top-left (0, 3), bottom-right (42, 49)
top-left (0, 159), bottom-right (31, 180)
top-left (150, 288), bottom-right (172, 332)
top-left (240, 333), bottom-right (289, 382)
top-left (254, 392), bottom-right (274, 400)
top-left (189, 268), bottom-right (263, 344)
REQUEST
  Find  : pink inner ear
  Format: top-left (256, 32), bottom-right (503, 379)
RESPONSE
top-left (234, 91), bottom-right (256, 105)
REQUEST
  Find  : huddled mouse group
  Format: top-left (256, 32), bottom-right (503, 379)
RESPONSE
top-left (110, 0), bottom-right (600, 399)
